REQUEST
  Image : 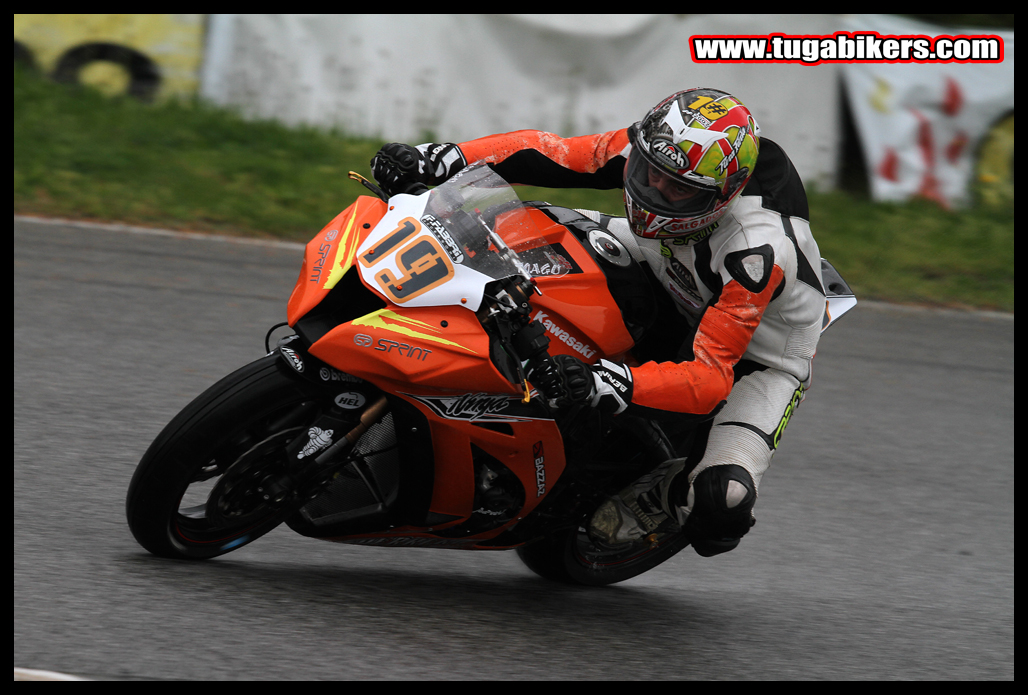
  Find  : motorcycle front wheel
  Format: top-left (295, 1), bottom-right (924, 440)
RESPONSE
top-left (517, 524), bottom-right (691, 586)
top-left (126, 354), bottom-right (326, 560)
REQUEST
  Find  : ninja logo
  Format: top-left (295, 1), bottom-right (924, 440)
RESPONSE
top-left (405, 392), bottom-right (512, 421)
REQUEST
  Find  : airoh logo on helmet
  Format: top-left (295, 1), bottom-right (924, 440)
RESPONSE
top-left (652, 140), bottom-right (686, 169)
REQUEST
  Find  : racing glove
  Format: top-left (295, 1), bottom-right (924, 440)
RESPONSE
top-left (370, 142), bottom-right (466, 196)
top-left (531, 354), bottom-right (633, 415)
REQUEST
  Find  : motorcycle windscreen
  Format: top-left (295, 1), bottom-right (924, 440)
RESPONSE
top-left (357, 165), bottom-right (568, 311)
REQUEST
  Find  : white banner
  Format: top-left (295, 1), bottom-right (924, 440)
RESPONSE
top-left (839, 14), bottom-right (1013, 206)
top-left (199, 14), bottom-right (841, 191)
top-left (198, 14), bottom-right (1013, 206)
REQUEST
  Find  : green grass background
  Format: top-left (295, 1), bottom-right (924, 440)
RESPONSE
top-left (14, 67), bottom-right (1013, 312)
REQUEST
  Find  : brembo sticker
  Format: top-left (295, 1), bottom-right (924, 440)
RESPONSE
top-left (319, 366), bottom-right (363, 383)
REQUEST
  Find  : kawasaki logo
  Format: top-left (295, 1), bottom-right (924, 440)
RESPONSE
top-left (532, 310), bottom-right (596, 360)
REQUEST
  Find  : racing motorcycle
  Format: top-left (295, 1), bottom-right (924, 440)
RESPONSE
top-left (126, 164), bottom-right (857, 586)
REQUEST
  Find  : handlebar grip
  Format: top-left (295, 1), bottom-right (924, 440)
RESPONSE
top-left (511, 319), bottom-right (549, 360)
top-left (511, 320), bottom-right (563, 401)
top-left (398, 181), bottom-right (430, 196)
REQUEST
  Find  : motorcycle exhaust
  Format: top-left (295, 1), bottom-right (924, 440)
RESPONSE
top-left (344, 394), bottom-right (390, 445)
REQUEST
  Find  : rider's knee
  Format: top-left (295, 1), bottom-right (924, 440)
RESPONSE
top-left (678, 464), bottom-right (756, 557)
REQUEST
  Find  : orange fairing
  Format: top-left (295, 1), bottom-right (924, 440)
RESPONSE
top-left (520, 208), bottom-right (635, 361)
top-left (420, 416), bottom-right (565, 531)
top-left (287, 196), bottom-right (387, 326)
top-left (309, 305), bottom-right (517, 394)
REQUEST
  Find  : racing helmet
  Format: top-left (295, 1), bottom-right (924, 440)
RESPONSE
top-left (624, 88), bottom-right (761, 239)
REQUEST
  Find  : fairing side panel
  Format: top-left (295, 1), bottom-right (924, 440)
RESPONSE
top-left (523, 209), bottom-right (635, 360)
top-left (288, 196), bottom-right (388, 326)
top-left (421, 414), bottom-right (565, 523)
top-left (309, 305), bottom-right (517, 394)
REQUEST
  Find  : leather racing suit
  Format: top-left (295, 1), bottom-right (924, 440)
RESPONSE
top-left (409, 127), bottom-right (827, 551)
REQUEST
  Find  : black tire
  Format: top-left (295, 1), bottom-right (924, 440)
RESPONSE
top-left (126, 354), bottom-right (327, 560)
top-left (52, 42), bottom-right (161, 101)
top-left (517, 524), bottom-right (691, 586)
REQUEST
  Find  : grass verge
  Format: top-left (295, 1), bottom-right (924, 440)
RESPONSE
top-left (14, 68), bottom-right (1013, 312)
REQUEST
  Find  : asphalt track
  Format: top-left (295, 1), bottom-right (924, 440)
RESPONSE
top-left (14, 217), bottom-right (1014, 680)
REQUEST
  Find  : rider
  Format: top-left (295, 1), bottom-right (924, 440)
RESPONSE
top-left (370, 88), bottom-right (827, 557)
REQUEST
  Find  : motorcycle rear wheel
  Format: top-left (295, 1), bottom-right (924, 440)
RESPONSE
top-left (126, 354), bottom-right (326, 560)
top-left (517, 524), bottom-right (691, 586)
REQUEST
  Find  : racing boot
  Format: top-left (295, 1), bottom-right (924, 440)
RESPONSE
top-left (589, 460), bottom-right (756, 556)
top-left (588, 458), bottom-right (689, 545)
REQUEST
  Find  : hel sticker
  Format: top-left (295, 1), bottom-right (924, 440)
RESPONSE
top-left (334, 391), bottom-right (366, 409)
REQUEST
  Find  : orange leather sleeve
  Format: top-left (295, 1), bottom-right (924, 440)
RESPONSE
top-left (459, 129), bottom-right (631, 174)
top-left (628, 264), bottom-right (786, 416)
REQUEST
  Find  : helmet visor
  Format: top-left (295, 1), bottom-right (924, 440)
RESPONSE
top-left (624, 148), bottom-right (718, 219)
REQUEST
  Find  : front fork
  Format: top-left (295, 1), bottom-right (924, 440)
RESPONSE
top-left (266, 333), bottom-right (392, 506)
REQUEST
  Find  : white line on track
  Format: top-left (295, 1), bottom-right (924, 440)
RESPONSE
top-left (14, 667), bottom-right (90, 681)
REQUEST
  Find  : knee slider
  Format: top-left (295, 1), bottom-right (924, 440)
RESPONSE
top-left (684, 464), bottom-right (756, 545)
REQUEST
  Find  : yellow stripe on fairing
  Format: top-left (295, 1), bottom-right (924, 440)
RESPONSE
top-left (351, 309), bottom-right (478, 353)
top-left (323, 203), bottom-right (362, 290)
